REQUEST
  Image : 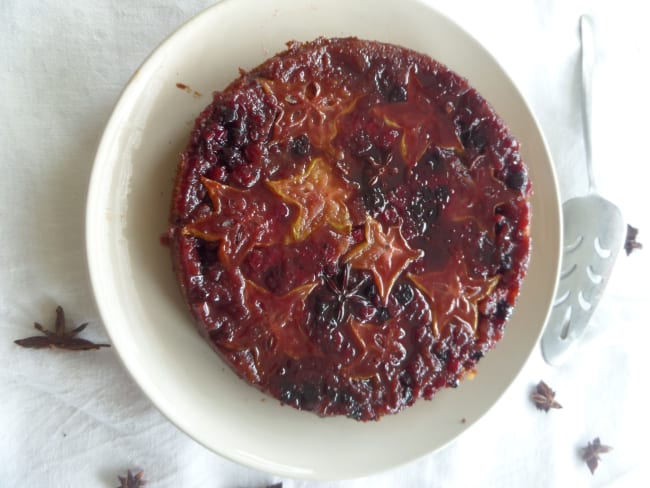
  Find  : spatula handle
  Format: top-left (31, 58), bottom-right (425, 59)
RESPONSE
top-left (580, 15), bottom-right (596, 194)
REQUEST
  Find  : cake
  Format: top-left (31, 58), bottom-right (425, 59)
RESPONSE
top-left (167, 37), bottom-right (531, 420)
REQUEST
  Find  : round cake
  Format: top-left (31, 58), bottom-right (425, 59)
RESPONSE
top-left (167, 37), bottom-right (531, 420)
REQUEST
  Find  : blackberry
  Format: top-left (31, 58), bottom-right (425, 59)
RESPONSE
top-left (228, 119), bottom-right (248, 147)
top-left (280, 382), bottom-right (320, 409)
top-left (408, 188), bottom-right (441, 223)
top-left (388, 85), bottom-right (408, 102)
top-left (375, 307), bottom-right (390, 323)
top-left (350, 130), bottom-right (373, 157)
top-left (506, 169), bottom-right (527, 191)
top-left (263, 264), bottom-right (284, 293)
top-left (219, 105), bottom-right (238, 124)
top-left (220, 146), bottom-right (244, 169)
top-left (495, 300), bottom-right (513, 321)
top-left (363, 185), bottom-right (387, 213)
top-left (373, 64), bottom-right (392, 97)
top-left (394, 283), bottom-right (415, 306)
top-left (470, 351), bottom-right (484, 360)
top-left (290, 134), bottom-right (311, 156)
top-left (434, 185), bottom-right (450, 206)
top-left (460, 118), bottom-right (487, 153)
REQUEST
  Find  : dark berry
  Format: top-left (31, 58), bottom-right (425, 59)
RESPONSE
top-left (375, 307), bottom-right (390, 323)
top-left (362, 281), bottom-right (379, 303)
top-left (398, 371), bottom-right (414, 403)
top-left (314, 298), bottom-right (330, 318)
top-left (408, 188), bottom-right (440, 224)
top-left (468, 129), bottom-right (487, 152)
top-left (221, 147), bottom-right (244, 169)
top-left (499, 253), bottom-right (513, 271)
top-left (300, 382), bottom-right (320, 408)
top-left (495, 300), bottom-right (513, 321)
top-left (460, 119), bottom-right (487, 153)
top-left (312, 297), bottom-right (339, 332)
top-left (345, 397), bottom-right (364, 420)
top-left (401, 387), bottom-right (413, 404)
top-left (505, 169), bottom-right (527, 191)
top-left (280, 384), bottom-right (299, 404)
top-left (290, 134), bottom-right (311, 156)
top-left (394, 283), bottom-right (414, 306)
top-left (264, 265), bottom-right (284, 292)
top-left (495, 215), bottom-right (509, 235)
top-left (363, 185), bottom-right (387, 213)
top-left (434, 348), bottom-right (449, 363)
top-left (399, 370), bottom-right (414, 388)
top-left (408, 198), bottom-right (425, 220)
top-left (351, 130), bottom-right (373, 157)
top-left (197, 241), bottom-right (220, 267)
top-left (373, 64), bottom-right (392, 96)
top-left (228, 118), bottom-right (248, 147)
top-left (434, 185), bottom-right (450, 205)
top-left (280, 382), bottom-right (320, 409)
top-left (388, 85), bottom-right (407, 102)
top-left (219, 105), bottom-right (238, 124)
top-left (418, 147), bottom-right (451, 173)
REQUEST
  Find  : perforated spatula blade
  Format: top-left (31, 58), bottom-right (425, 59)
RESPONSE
top-left (541, 195), bottom-right (624, 365)
top-left (541, 15), bottom-right (626, 365)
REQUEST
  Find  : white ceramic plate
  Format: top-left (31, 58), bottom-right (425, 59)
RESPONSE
top-left (86, 0), bottom-right (561, 480)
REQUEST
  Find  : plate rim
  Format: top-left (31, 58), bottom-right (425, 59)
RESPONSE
top-left (85, 0), bottom-right (562, 479)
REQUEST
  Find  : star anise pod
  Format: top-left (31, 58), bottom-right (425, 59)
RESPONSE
top-left (624, 224), bottom-right (643, 255)
top-left (530, 380), bottom-right (562, 412)
top-left (116, 470), bottom-right (146, 488)
top-left (581, 437), bottom-right (613, 474)
top-left (320, 263), bottom-right (370, 325)
top-left (14, 305), bottom-right (110, 351)
top-left (366, 152), bottom-right (394, 187)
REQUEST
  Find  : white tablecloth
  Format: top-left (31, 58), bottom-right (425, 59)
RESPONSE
top-left (2, 1), bottom-right (649, 486)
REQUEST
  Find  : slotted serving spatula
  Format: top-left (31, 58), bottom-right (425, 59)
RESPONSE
top-left (541, 15), bottom-right (626, 365)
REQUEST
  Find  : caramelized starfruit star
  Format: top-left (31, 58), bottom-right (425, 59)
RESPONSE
top-left (260, 78), bottom-right (358, 150)
top-left (445, 161), bottom-right (512, 236)
top-left (243, 280), bottom-right (318, 361)
top-left (347, 319), bottom-right (407, 381)
top-left (213, 279), bottom-right (318, 383)
top-left (372, 69), bottom-right (462, 166)
top-left (267, 157), bottom-right (352, 242)
top-left (408, 259), bottom-right (498, 338)
top-left (183, 178), bottom-right (284, 265)
top-left (344, 217), bottom-right (424, 306)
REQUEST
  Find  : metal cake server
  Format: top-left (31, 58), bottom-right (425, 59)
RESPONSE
top-left (541, 15), bottom-right (626, 365)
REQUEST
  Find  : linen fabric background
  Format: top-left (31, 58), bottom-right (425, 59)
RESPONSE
top-left (1, 1), bottom-right (648, 486)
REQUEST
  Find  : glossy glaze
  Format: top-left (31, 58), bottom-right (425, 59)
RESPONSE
top-left (169, 37), bottom-right (531, 420)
